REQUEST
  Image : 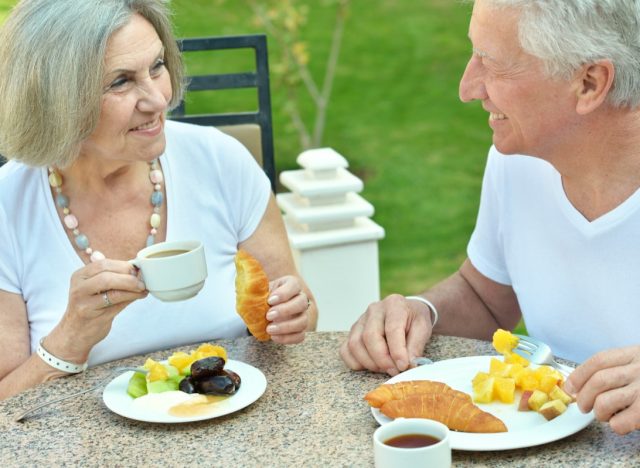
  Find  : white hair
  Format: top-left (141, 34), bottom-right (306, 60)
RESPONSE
top-left (483, 0), bottom-right (640, 108)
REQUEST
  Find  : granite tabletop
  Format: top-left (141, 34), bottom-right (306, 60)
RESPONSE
top-left (0, 332), bottom-right (638, 467)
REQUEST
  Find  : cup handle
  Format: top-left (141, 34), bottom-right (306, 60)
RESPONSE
top-left (128, 258), bottom-right (141, 268)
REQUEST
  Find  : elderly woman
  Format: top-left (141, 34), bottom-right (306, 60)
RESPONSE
top-left (0, 0), bottom-right (317, 400)
top-left (341, 0), bottom-right (640, 435)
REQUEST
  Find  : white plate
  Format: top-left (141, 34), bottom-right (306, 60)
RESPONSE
top-left (103, 359), bottom-right (267, 423)
top-left (371, 355), bottom-right (594, 451)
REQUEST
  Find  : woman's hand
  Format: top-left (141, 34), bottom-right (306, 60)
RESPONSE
top-left (339, 294), bottom-right (432, 376)
top-left (47, 259), bottom-right (148, 362)
top-left (564, 345), bottom-right (640, 435)
top-left (265, 275), bottom-right (313, 345)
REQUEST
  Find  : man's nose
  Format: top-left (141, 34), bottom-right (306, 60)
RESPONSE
top-left (459, 55), bottom-right (487, 103)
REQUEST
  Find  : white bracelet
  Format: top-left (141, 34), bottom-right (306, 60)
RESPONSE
top-left (36, 337), bottom-right (88, 374)
top-left (406, 296), bottom-right (439, 327)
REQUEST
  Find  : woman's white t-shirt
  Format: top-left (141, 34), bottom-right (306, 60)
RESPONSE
top-left (0, 120), bottom-right (271, 366)
top-left (468, 146), bottom-right (640, 363)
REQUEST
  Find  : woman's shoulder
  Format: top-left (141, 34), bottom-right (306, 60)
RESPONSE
top-left (163, 119), bottom-right (259, 176)
top-left (0, 161), bottom-right (41, 194)
top-left (164, 119), bottom-right (240, 152)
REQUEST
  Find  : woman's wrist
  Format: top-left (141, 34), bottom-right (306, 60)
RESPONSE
top-left (40, 330), bottom-right (91, 369)
top-left (37, 336), bottom-right (88, 374)
top-left (405, 295), bottom-right (439, 327)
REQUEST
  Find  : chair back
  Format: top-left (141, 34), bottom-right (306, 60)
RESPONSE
top-left (170, 34), bottom-right (276, 193)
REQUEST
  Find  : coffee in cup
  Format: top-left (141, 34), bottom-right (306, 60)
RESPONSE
top-left (373, 418), bottom-right (451, 468)
top-left (130, 240), bottom-right (207, 302)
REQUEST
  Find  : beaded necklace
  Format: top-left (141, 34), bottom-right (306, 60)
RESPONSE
top-left (48, 159), bottom-right (164, 262)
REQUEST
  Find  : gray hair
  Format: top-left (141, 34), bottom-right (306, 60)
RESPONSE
top-left (482, 0), bottom-right (640, 109)
top-left (0, 0), bottom-right (185, 167)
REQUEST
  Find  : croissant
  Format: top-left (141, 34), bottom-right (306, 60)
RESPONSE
top-left (380, 393), bottom-right (507, 433)
top-left (234, 249), bottom-right (270, 341)
top-left (364, 380), bottom-right (471, 408)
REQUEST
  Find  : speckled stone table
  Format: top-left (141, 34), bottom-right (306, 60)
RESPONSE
top-left (1, 332), bottom-right (638, 466)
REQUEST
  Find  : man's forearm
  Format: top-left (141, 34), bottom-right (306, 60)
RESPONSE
top-left (419, 260), bottom-right (521, 340)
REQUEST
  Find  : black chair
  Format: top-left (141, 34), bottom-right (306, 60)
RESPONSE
top-left (170, 34), bottom-right (276, 193)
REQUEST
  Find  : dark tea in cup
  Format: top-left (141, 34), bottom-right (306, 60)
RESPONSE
top-left (384, 434), bottom-right (440, 448)
top-left (373, 418), bottom-right (451, 467)
top-left (130, 240), bottom-right (207, 302)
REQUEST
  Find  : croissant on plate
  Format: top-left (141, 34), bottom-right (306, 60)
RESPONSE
top-left (234, 249), bottom-right (270, 341)
top-left (364, 380), bottom-right (471, 408)
top-left (380, 393), bottom-right (507, 433)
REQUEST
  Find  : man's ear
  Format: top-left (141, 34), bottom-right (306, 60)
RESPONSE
top-left (574, 60), bottom-right (615, 115)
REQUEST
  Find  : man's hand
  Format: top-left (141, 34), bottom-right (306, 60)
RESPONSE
top-left (339, 294), bottom-right (433, 375)
top-left (564, 345), bottom-right (640, 435)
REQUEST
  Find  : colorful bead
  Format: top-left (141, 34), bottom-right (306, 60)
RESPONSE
top-left (151, 191), bottom-right (163, 206)
top-left (48, 172), bottom-right (62, 187)
top-left (149, 169), bottom-right (163, 184)
top-left (56, 193), bottom-right (69, 208)
top-left (75, 234), bottom-right (89, 250)
top-left (150, 213), bottom-right (161, 228)
top-left (90, 251), bottom-right (105, 262)
top-left (50, 159), bottom-right (163, 262)
top-left (64, 214), bottom-right (78, 229)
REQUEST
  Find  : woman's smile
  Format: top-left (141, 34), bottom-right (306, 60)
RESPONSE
top-left (129, 115), bottom-right (164, 137)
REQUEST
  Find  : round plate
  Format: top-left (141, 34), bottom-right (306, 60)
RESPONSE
top-left (103, 359), bottom-right (267, 423)
top-left (371, 355), bottom-right (594, 451)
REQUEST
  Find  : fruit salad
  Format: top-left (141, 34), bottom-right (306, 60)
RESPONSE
top-left (127, 343), bottom-right (229, 398)
top-left (471, 329), bottom-right (574, 421)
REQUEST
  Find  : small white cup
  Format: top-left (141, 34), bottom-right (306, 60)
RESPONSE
top-left (373, 418), bottom-right (451, 468)
top-left (130, 240), bottom-right (207, 302)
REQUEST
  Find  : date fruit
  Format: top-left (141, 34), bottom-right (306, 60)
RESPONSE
top-left (196, 374), bottom-right (237, 395)
top-left (178, 376), bottom-right (198, 394)
top-left (190, 356), bottom-right (225, 379)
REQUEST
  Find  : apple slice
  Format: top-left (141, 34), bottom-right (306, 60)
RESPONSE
top-left (518, 390), bottom-right (533, 411)
top-left (538, 399), bottom-right (568, 421)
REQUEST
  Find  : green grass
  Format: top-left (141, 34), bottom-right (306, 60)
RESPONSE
top-left (169, 0), bottom-right (490, 292)
top-left (0, 0), bottom-right (12, 23)
top-left (0, 0), bottom-right (525, 334)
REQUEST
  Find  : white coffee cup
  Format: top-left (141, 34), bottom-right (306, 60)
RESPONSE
top-left (373, 418), bottom-right (451, 468)
top-left (130, 240), bottom-right (207, 302)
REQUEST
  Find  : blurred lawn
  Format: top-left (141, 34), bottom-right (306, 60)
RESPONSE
top-left (0, 0), bottom-right (525, 333)
top-left (169, 0), bottom-right (491, 292)
top-left (0, 0), bottom-right (11, 23)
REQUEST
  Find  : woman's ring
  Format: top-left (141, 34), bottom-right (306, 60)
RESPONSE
top-left (102, 291), bottom-right (113, 308)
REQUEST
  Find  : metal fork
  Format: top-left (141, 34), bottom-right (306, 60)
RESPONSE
top-left (14, 366), bottom-right (146, 422)
top-left (513, 334), bottom-right (574, 377)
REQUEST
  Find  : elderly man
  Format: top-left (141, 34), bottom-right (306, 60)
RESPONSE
top-left (341, 0), bottom-right (640, 435)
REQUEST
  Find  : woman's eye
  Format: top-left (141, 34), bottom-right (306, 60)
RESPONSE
top-left (151, 59), bottom-right (165, 73)
top-left (107, 77), bottom-right (128, 90)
